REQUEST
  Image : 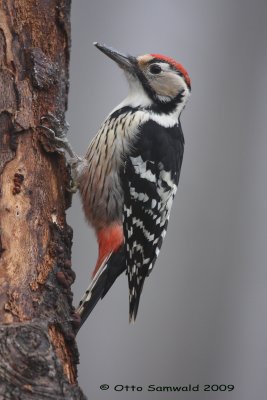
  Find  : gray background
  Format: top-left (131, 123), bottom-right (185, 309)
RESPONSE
top-left (67, 1), bottom-right (267, 399)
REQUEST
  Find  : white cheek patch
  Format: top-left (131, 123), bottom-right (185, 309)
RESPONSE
top-left (150, 73), bottom-right (185, 98)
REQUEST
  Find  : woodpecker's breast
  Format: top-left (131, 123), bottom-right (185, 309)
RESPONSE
top-left (78, 108), bottom-right (148, 230)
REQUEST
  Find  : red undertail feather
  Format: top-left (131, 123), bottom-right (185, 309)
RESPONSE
top-left (93, 224), bottom-right (124, 277)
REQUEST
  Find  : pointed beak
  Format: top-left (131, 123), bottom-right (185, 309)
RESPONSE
top-left (94, 42), bottom-right (136, 73)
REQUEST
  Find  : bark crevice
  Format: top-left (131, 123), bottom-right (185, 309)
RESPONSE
top-left (0, 0), bottom-right (86, 397)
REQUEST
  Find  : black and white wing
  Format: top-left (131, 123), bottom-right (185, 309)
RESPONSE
top-left (121, 119), bottom-right (184, 321)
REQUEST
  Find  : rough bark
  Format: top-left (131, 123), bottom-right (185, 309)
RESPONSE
top-left (0, 0), bottom-right (86, 398)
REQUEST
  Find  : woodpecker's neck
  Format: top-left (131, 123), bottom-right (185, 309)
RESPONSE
top-left (110, 73), bottom-right (187, 127)
top-left (113, 75), bottom-right (152, 110)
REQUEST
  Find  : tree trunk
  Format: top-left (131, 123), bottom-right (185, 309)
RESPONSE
top-left (0, 0), bottom-right (86, 398)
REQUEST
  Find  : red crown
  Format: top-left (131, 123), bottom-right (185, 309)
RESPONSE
top-left (151, 54), bottom-right (191, 88)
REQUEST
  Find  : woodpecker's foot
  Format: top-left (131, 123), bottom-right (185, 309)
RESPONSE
top-left (38, 112), bottom-right (75, 158)
top-left (38, 113), bottom-right (84, 194)
top-left (41, 112), bottom-right (69, 139)
top-left (66, 177), bottom-right (78, 193)
top-left (66, 156), bottom-right (85, 193)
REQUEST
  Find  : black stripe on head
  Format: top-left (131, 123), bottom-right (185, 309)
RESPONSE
top-left (132, 61), bottom-right (187, 114)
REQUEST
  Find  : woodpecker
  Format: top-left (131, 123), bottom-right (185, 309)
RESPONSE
top-left (42, 43), bottom-right (191, 329)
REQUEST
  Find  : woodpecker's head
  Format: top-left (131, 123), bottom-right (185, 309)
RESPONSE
top-left (94, 42), bottom-right (191, 114)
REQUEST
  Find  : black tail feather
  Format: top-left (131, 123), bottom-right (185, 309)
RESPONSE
top-left (129, 277), bottom-right (145, 323)
top-left (76, 246), bottom-right (125, 330)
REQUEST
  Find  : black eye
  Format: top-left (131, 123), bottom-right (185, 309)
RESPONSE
top-left (149, 64), bottom-right (162, 74)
